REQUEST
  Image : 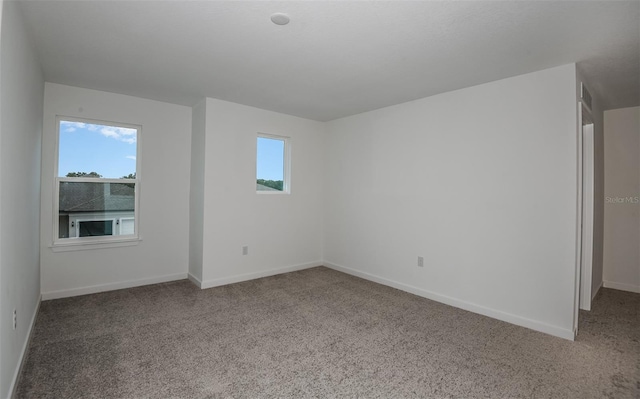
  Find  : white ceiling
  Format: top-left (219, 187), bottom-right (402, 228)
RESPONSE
top-left (17, 1), bottom-right (640, 121)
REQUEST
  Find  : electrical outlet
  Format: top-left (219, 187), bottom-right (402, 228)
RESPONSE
top-left (417, 256), bottom-right (424, 267)
top-left (13, 309), bottom-right (17, 330)
top-left (242, 245), bottom-right (249, 256)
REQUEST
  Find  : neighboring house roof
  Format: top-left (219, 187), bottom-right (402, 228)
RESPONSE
top-left (59, 181), bottom-right (134, 212)
top-left (256, 183), bottom-right (280, 192)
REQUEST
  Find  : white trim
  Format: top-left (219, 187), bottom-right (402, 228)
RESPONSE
top-left (592, 280), bottom-right (603, 301)
top-left (256, 133), bottom-right (291, 194)
top-left (8, 295), bottom-right (41, 399)
top-left (187, 272), bottom-right (203, 288)
top-left (324, 261), bottom-right (575, 341)
top-left (603, 280), bottom-right (640, 294)
top-left (41, 272), bottom-right (187, 300)
top-left (53, 116), bottom-right (142, 247)
top-left (49, 236), bottom-right (142, 252)
top-left (256, 190), bottom-right (291, 195)
top-left (57, 177), bottom-right (136, 184)
top-left (580, 111), bottom-right (595, 311)
top-left (572, 102), bottom-right (584, 336)
top-left (198, 261), bottom-right (321, 289)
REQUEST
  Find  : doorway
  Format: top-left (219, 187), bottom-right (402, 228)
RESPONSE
top-left (574, 101), bottom-right (596, 337)
top-left (579, 105), bottom-right (595, 311)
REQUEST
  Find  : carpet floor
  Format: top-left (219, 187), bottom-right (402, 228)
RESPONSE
top-left (16, 266), bottom-right (640, 398)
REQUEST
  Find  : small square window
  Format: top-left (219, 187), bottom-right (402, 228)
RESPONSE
top-left (256, 134), bottom-right (290, 193)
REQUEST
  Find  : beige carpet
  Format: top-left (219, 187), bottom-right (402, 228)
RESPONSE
top-left (16, 267), bottom-right (640, 398)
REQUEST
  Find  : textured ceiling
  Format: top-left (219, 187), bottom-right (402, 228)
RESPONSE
top-left (17, 1), bottom-right (640, 121)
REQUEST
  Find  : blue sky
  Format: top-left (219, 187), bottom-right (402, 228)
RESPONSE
top-left (58, 121), bottom-right (137, 178)
top-left (256, 137), bottom-right (284, 181)
top-left (60, 122), bottom-right (282, 181)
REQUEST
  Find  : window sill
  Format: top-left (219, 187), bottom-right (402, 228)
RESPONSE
top-left (256, 191), bottom-right (291, 195)
top-left (49, 237), bottom-right (142, 252)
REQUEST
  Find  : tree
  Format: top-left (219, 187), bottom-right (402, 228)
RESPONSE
top-left (256, 179), bottom-right (283, 191)
top-left (66, 171), bottom-right (102, 178)
top-left (121, 173), bottom-right (136, 179)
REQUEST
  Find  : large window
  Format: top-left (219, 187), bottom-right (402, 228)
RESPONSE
top-left (55, 117), bottom-right (140, 244)
top-left (256, 134), bottom-right (290, 193)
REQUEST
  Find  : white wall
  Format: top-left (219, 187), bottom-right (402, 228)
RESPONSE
top-left (40, 83), bottom-right (192, 299)
top-left (323, 64), bottom-right (579, 339)
top-left (0, 1), bottom-right (44, 397)
top-left (189, 99), bottom-right (206, 282)
top-left (603, 106), bottom-right (640, 293)
top-left (191, 98), bottom-right (324, 287)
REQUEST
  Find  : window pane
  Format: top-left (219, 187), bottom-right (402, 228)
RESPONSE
top-left (59, 181), bottom-right (135, 238)
top-left (79, 221), bottom-right (113, 237)
top-left (256, 137), bottom-right (285, 191)
top-left (59, 120), bottom-right (137, 179)
top-left (119, 218), bottom-right (135, 235)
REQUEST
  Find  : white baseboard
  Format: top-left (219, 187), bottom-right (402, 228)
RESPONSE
top-left (187, 272), bottom-right (203, 288)
top-left (324, 261), bottom-right (575, 341)
top-left (592, 280), bottom-right (603, 301)
top-left (603, 280), bottom-right (640, 294)
top-left (198, 261), bottom-right (322, 289)
top-left (41, 272), bottom-right (188, 300)
top-left (8, 295), bottom-right (41, 399)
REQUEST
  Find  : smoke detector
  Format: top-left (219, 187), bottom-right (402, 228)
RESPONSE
top-left (270, 13), bottom-right (290, 26)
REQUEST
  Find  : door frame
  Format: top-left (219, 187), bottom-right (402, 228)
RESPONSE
top-left (573, 101), bottom-right (595, 336)
top-left (580, 110), bottom-right (594, 311)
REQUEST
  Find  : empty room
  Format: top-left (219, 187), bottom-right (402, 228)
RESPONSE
top-left (1, 1), bottom-right (639, 398)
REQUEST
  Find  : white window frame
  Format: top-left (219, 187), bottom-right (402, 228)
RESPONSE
top-left (52, 116), bottom-right (141, 250)
top-left (256, 133), bottom-right (291, 195)
top-left (65, 212), bottom-right (135, 238)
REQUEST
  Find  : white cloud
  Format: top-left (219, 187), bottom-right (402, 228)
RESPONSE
top-left (100, 128), bottom-right (119, 138)
top-left (126, 156), bottom-right (136, 161)
top-left (60, 121), bottom-right (137, 144)
top-left (61, 121), bottom-right (86, 133)
top-left (99, 126), bottom-right (137, 144)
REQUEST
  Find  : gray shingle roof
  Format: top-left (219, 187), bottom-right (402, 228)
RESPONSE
top-left (256, 183), bottom-right (280, 192)
top-left (59, 182), bottom-right (134, 212)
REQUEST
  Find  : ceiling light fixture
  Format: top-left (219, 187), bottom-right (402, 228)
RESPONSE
top-left (270, 13), bottom-right (290, 26)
